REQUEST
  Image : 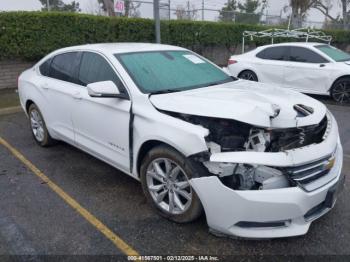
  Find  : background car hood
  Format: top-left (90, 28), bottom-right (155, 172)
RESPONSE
top-left (149, 80), bottom-right (327, 128)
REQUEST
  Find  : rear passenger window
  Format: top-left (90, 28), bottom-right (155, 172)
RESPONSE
top-left (256, 47), bottom-right (288, 61)
top-left (39, 58), bottom-right (52, 76)
top-left (288, 47), bottom-right (328, 63)
top-left (49, 52), bottom-right (79, 83)
top-left (78, 52), bottom-right (126, 93)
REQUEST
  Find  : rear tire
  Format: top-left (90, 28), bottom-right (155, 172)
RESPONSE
top-left (28, 103), bottom-right (56, 147)
top-left (238, 70), bottom-right (258, 82)
top-left (331, 77), bottom-right (350, 103)
top-left (140, 145), bottom-right (203, 223)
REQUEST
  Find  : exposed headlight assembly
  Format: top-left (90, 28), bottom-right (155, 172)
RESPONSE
top-left (203, 162), bottom-right (290, 190)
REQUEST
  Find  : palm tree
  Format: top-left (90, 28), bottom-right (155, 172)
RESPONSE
top-left (288, 0), bottom-right (313, 28)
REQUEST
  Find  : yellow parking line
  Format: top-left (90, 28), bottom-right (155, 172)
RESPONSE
top-left (0, 136), bottom-right (139, 257)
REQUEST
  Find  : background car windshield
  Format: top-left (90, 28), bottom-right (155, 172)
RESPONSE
top-left (316, 45), bottom-right (350, 62)
top-left (116, 51), bottom-right (232, 93)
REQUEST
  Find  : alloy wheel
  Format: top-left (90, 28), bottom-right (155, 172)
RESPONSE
top-left (30, 109), bottom-right (45, 142)
top-left (332, 81), bottom-right (350, 103)
top-left (239, 71), bottom-right (257, 81)
top-left (146, 158), bottom-right (192, 215)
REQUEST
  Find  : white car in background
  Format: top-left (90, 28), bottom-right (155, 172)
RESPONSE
top-left (18, 43), bottom-right (344, 239)
top-left (228, 42), bottom-right (350, 103)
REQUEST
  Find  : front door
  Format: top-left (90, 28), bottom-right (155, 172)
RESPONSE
top-left (72, 52), bottom-right (131, 172)
top-left (283, 46), bottom-right (331, 94)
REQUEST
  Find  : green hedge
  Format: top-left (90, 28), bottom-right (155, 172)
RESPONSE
top-left (0, 11), bottom-right (350, 61)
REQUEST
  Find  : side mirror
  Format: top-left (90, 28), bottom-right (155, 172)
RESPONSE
top-left (87, 81), bottom-right (124, 98)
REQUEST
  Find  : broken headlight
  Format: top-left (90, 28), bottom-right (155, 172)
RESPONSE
top-left (203, 162), bottom-right (290, 190)
top-left (162, 111), bottom-right (251, 152)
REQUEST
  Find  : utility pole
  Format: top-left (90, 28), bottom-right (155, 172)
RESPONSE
top-left (187, 1), bottom-right (190, 20)
top-left (46, 0), bottom-right (50, 11)
top-left (154, 0), bottom-right (161, 43)
top-left (202, 0), bottom-right (204, 21)
top-left (168, 0), bottom-right (171, 20)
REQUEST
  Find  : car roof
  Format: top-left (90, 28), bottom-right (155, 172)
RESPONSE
top-left (52, 43), bottom-right (187, 55)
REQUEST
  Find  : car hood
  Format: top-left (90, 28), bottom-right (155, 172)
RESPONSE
top-left (149, 80), bottom-right (327, 128)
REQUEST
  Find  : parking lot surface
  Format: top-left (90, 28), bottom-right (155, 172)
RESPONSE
top-left (0, 101), bottom-right (349, 258)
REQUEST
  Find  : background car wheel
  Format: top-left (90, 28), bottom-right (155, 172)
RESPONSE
top-left (28, 104), bottom-right (56, 147)
top-left (238, 70), bottom-right (258, 82)
top-left (331, 77), bottom-right (350, 103)
top-left (140, 145), bottom-right (204, 223)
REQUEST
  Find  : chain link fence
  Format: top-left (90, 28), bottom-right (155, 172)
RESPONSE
top-left (115, 0), bottom-right (346, 30)
top-left (0, 0), bottom-right (346, 30)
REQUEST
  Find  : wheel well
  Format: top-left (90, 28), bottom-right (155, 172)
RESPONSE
top-left (238, 69), bottom-right (257, 78)
top-left (136, 140), bottom-right (168, 177)
top-left (331, 75), bottom-right (350, 91)
top-left (25, 100), bottom-right (34, 113)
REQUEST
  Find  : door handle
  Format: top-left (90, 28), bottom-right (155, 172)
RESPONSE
top-left (41, 83), bottom-right (49, 90)
top-left (72, 92), bottom-right (82, 100)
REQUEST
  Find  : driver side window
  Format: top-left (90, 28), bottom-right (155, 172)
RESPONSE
top-left (78, 52), bottom-right (126, 94)
top-left (287, 47), bottom-right (329, 63)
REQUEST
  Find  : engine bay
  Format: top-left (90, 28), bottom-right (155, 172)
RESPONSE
top-left (163, 111), bottom-right (329, 191)
top-left (164, 111), bottom-right (328, 153)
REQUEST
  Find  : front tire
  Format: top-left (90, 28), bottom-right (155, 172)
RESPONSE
top-left (28, 103), bottom-right (56, 147)
top-left (331, 77), bottom-right (350, 103)
top-left (238, 70), bottom-right (258, 82)
top-left (140, 145), bottom-right (203, 223)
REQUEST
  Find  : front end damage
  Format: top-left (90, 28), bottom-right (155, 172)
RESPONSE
top-left (166, 110), bottom-right (344, 238)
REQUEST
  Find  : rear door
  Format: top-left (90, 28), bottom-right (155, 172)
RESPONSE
top-left (283, 46), bottom-right (331, 94)
top-left (40, 52), bottom-right (81, 143)
top-left (254, 46), bottom-right (289, 86)
top-left (72, 51), bottom-right (131, 172)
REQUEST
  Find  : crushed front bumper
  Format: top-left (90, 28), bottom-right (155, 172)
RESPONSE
top-left (190, 114), bottom-right (344, 239)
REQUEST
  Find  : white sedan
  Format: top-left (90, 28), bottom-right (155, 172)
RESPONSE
top-left (19, 43), bottom-right (344, 238)
top-left (228, 42), bottom-right (350, 103)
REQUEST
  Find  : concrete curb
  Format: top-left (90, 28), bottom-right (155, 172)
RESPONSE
top-left (0, 106), bottom-right (22, 116)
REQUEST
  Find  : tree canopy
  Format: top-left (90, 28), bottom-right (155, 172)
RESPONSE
top-left (238, 0), bottom-right (263, 13)
top-left (219, 0), bottom-right (266, 24)
top-left (38, 0), bottom-right (80, 12)
top-left (219, 0), bottom-right (238, 22)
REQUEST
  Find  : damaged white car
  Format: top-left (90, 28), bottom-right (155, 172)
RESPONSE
top-left (18, 43), bottom-right (344, 239)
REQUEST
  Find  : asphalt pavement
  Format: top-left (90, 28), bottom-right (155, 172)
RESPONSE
top-left (0, 102), bottom-right (349, 260)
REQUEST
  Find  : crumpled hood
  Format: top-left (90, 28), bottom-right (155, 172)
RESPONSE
top-left (150, 80), bottom-right (327, 128)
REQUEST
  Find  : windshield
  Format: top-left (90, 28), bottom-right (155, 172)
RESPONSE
top-left (315, 45), bottom-right (350, 62)
top-left (115, 50), bottom-right (234, 94)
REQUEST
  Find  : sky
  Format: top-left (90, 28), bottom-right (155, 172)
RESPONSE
top-left (0, 0), bottom-right (342, 25)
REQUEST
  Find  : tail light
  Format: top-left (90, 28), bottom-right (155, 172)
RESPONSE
top-left (228, 59), bottom-right (237, 65)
